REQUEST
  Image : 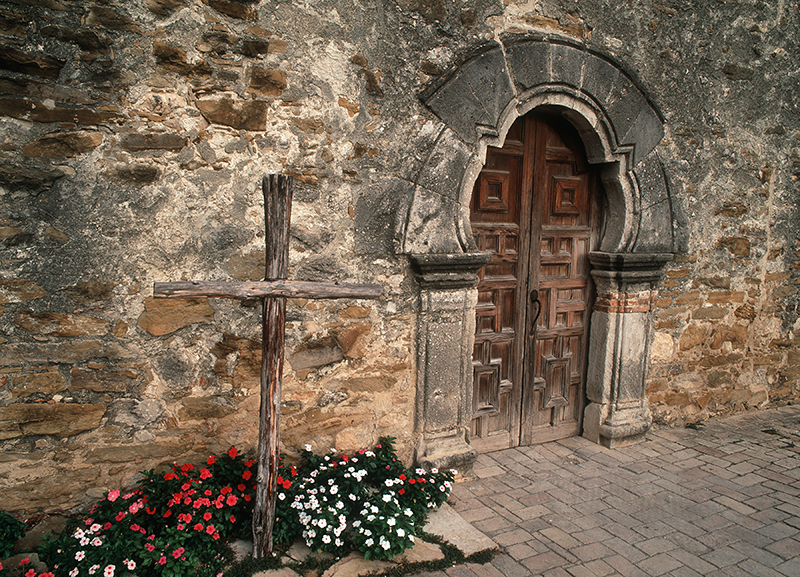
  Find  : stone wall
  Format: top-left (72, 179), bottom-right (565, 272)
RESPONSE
top-left (0, 0), bottom-right (798, 515)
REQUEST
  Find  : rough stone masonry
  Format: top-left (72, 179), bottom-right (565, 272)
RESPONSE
top-left (0, 0), bottom-right (798, 516)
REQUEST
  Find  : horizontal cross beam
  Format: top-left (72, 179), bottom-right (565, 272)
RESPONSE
top-left (154, 280), bottom-right (382, 300)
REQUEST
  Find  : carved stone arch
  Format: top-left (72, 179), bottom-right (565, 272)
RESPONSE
top-left (406, 36), bottom-right (685, 470)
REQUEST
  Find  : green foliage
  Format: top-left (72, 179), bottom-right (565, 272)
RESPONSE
top-left (0, 511), bottom-right (26, 559)
top-left (16, 438), bottom-right (455, 577)
top-left (285, 437), bottom-right (455, 560)
top-left (36, 447), bottom-right (258, 577)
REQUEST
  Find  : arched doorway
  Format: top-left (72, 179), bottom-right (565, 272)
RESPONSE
top-left (470, 111), bottom-right (603, 452)
top-left (404, 37), bottom-right (683, 470)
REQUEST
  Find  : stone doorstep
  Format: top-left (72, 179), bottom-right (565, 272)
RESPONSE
top-left (240, 503), bottom-right (497, 576)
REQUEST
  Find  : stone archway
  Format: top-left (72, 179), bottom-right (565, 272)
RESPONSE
top-left (402, 36), bottom-right (686, 470)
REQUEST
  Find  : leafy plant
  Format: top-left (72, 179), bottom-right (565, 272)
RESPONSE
top-left (0, 511), bottom-right (26, 558)
top-left (288, 437), bottom-right (455, 560)
top-left (35, 447), bottom-right (258, 577)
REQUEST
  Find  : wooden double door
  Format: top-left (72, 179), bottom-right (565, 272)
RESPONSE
top-left (470, 112), bottom-right (602, 452)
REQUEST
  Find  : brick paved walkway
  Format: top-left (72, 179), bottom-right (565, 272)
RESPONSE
top-left (419, 406), bottom-right (800, 577)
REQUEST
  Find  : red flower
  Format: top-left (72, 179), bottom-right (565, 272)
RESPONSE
top-left (244, 459), bottom-right (255, 467)
top-left (163, 510), bottom-right (172, 518)
top-left (227, 447), bottom-right (238, 458)
top-left (204, 489), bottom-right (213, 496)
top-left (399, 489), bottom-right (406, 495)
top-left (145, 543), bottom-right (155, 552)
top-left (399, 474), bottom-right (407, 481)
top-left (146, 507), bottom-right (156, 515)
top-left (206, 524), bottom-right (216, 535)
top-left (115, 511), bottom-right (126, 521)
top-left (200, 468), bottom-right (212, 480)
top-left (181, 463), bottom-right (194, 472)
top-left (409, 479), bottom-right (416, 484)
top-left (194, 523), bottom-right (204, 531)
top-left (283, 480), bottom-right (292, 489)
top-left (172, 547), bottom-right (185, 559)
top-left (242, 470), bottom-right (252, 481)
top-left (157, 556), bottom-right (166, 566)
top-left (19, 559), bottom-right (30, 566)
top-left (244, 494), bottom-right (252, 502)
top-left (238, 484), bottom-right (246, 491)
top-left (203, 512), bottom-right (212, 521)
top-left (25, 569), bottom-right (36, 577)
top-left (207, 455), bottom-right (216, 465)
top-left (229, 515), bottom-right (236, 523)
top-left (226, 494), bottom-right (238, 506)
top-left (103, 522), bottom-right (112, 530)
top-left (163, 472), bottom-right (178, 481)
top-left (213, 531), bottom-right (220, 540)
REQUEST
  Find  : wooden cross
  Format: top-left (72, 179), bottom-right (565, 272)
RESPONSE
top-left (153, 174), bottom-right (382, 558)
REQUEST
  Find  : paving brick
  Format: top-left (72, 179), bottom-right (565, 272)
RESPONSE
top-left (637, 552), bottom-right (683, 575)
top-left (701, 546), bottom-right (749, 568)
top-left (570, 541), bottom-right (615, 563)
top-left (521, 551), bottom-right (569, 573)
top-left (764, 536), bottom-right (800, 559)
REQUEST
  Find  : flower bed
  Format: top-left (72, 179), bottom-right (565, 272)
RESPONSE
top-left (1, 438), bottom-right (454, 577)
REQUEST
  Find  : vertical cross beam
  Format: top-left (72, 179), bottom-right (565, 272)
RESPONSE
top-left (252, 174), bottom-right (291, 558)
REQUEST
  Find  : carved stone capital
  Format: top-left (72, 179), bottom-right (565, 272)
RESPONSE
top-left (410, 252), bottom-right (492, 289)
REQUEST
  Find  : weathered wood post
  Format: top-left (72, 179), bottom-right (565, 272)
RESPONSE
top-left (252, 173), bottom-right (290, 557)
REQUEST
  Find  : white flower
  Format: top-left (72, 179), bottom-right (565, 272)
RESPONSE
top-left (330, 486), bottom-right (338, 495)
top-left (88, 565), bottom-right (99, 575)
top-left (335, 538), bottom-right (343, 547)
top-left (364, 529), bottom-right (372, 536)
top-left (73, 529), bottom-right (85, 539)
top-left (125, 560), bottom-right (136, 571)
top-left (80, 537), bottom-right (90, 546)
top-left (397, 528), bottom-right (406, 537)
top-left (103, 565), bottom-right (115, 577)
top-left (387, 517), bottom-right (396, 526)
top-left (380, 536), bottom-right (390, 550)
top-left (367, 515), bottom-right (376, 521)
top-left (322, 535), bottom-right (331, 544)
top-left (382, 494), bottom-right (392, 502)
top-left (90, 524), bottom-right (102, 533)
top-left (91, 537), bottom-right (103, 547)
top-left (304, 444), bottom-right (312, 451)
top-left (431, 468), bottom-right (438, 474)
top-left (416, 468), bottom-right (425, 475)
top-left (278, 493), bottom-right (286, 500)
top-left (404, 508), bottom-right (413, 516)
top-left (409, 535), bottom-right (415, 542)
top-left (385, 479), bottom-right (394, 487)
top-left (349, 493), bottom-right (357, 501)
top-left (75, 551), bottom-right (85, 561)
top-left (318, 519), bottom-right (327, 528)
top-left (371, 505), bottom-right (379, 513)
top-left (365, 538), bottom-right (374, 547)
top-left (450, 469), bottom-right (458, 475)
top-left (69, 569), bottom-right (79, 577)
top-left (352, 520), bottom-right (361, 528)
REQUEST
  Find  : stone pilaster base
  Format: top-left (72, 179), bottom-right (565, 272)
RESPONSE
top-left (583, 252), bottom-right (671, 448)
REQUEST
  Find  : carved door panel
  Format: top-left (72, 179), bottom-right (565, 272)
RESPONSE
top-left (470, 113), bottom-right (600, 451)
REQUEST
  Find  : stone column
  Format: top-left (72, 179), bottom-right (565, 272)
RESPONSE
top-left (410, 252), bottom-right (491, 472)
top-left (583, 252), bottom-right (673, 448)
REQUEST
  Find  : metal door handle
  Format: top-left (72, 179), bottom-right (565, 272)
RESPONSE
top-left (530, 289), bottom-right (542, 327)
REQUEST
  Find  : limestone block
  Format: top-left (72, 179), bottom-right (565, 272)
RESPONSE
top-left (137, 297), bottom-right (215, 336)
top-left (248, 67), bottom-right (287, 96)
top-left (21, 130), bottom-right (103, 158)
top-left (0, 279), bottom-right (46, 304)
top-left (120, 132), bottom-right (187, 152)
top-left (504, 38), bottom-right (550, 94)
top-left (0, 45), bottom-right (64, 80)
top-left (196, 97), bottom-right (268, 130)
top-left (16, 310), bottom-right (108, 337)
top-left (69, 367), bottom-right (139, 393)
top-left (422, 45), bottom-right (514, 145)
top-left (9, 366), bottom-right (66, 398)
top-left (179, 396), bottom-right (238, 419)
top-left (0, 402), bottom-right (106, 439)
top-left (413, 128), bottom-right (471, 200)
